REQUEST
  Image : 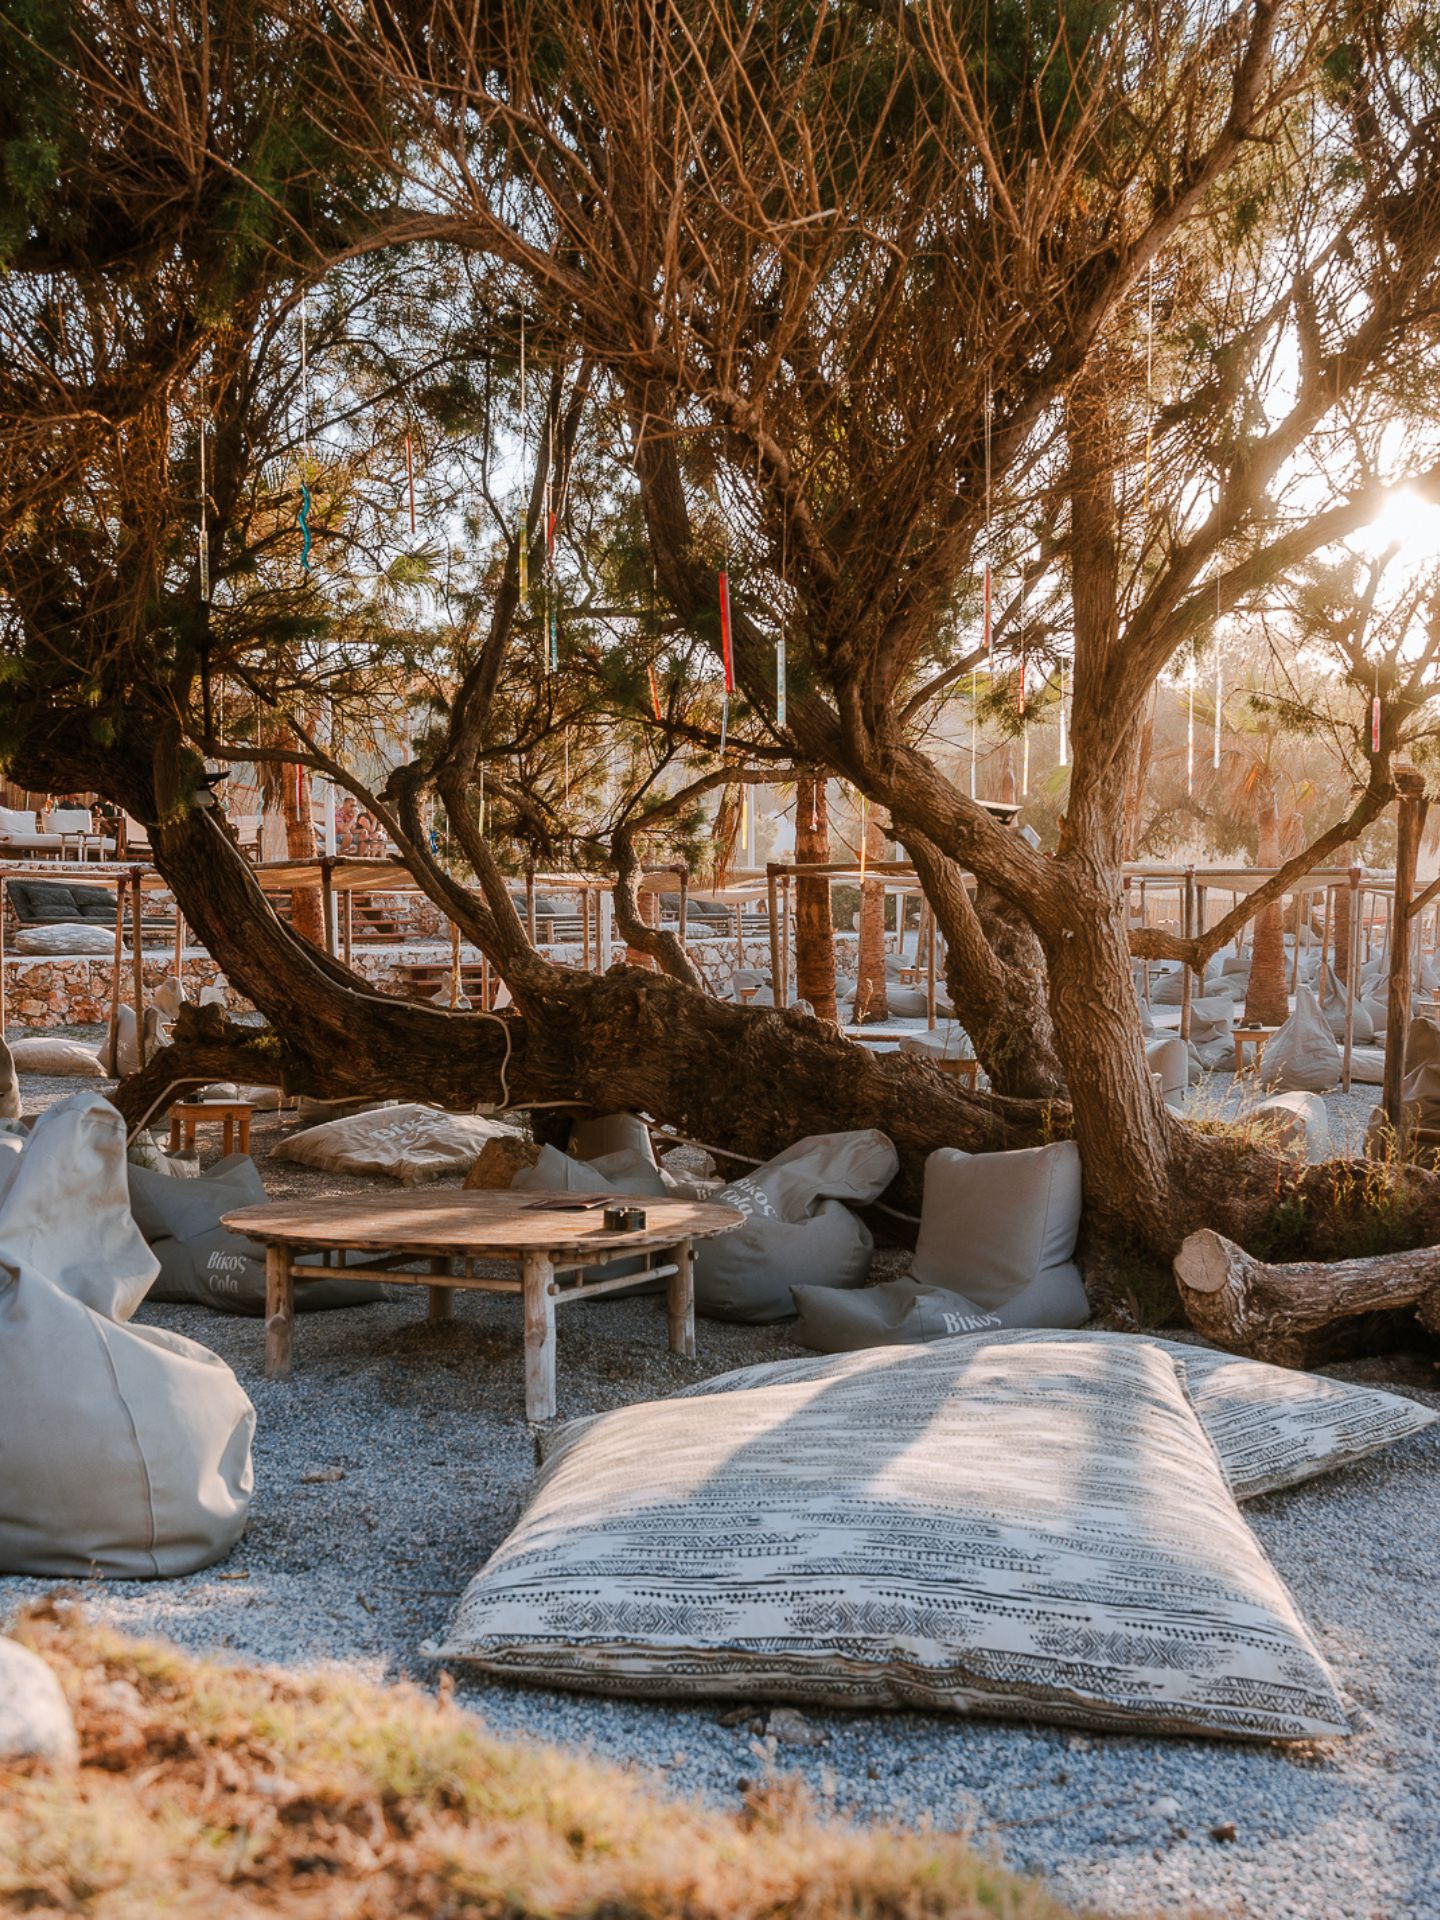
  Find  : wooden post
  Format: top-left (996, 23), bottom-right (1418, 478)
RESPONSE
top-left (0, 875), bottom-right (7, 1039)
top-left (667, 1237), bottom-right (696, 1360)
top-left (172, 909), bottom-right (184, 983)
top-left (264, 1244), bottom-right (295, 1380)
top-left (106, 882), bottom-right (125, 1073)
top-left (343, 890), bottom-right (354, 968)
top-left (1342, 866), bottom-right (1360, 1094)
top-left (781, 874), bottom-right (792, 1007)
top-left (522, 1250), bottom-right (557, 1421)
top-left (427, 1252), bottom-right (454, 1321)
top-left (678, 868), bottom-right (689, 950)
top-left (926, 901), bottom-right (938, 1030)
top-left (1196, 884), bottom-right (1207, 994)
top-left (320, 856), bottom-right (336, 957)
top-left (129, 867), bottom-right (145, 1049)
top-left (1179, 865), bottom-right (1195, 1042)
top-left (1383, 771), bottom-right (1428, 1135)
top-left (580, 885), bottom-right (591, 970)
top-left (766, 865), bottom-right (782, 1000)
top-left (449, 919), bottom-right (461, 1008)
top-left (481, 953), bottom-right (491, 1009)
top-left (525, 867), bottom-right (537, 947)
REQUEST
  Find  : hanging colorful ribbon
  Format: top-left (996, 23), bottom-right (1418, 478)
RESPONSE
top-left (648, 664), bottom-right (663, 722)
top-left (518, 521), bottom-right (528, 601)
top-left (297, 293), bottom-right (312, 575)
top-left (298, 483), bottom-right (313, 574)
top-left (982, 564), bottom-right (992, 663)
top-left (1144, 258), bottom-right (1155, 514)
top-left (197, 405), bottom-right (210, 602)
top-left (970, 667), bottom-right (978, 799)
top-left (549, 601), bottom-right (558, 671)
top-left (775, 638), bottom-right (787, 728)
top-left (1372, 670), bottom-right (1382, 754)
top-left (859, 795), bottom-right (868, 882)
top-left (1058, 658), bottom-right (1069, 767)
top-left (718, 568), bottom-right (736, 690)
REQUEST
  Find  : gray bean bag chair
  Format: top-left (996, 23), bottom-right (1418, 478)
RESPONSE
top-left (567, 1112), bottom-right (658, 1167)
top-left (693, 1129), bottom-right (898, 1323)
top-left (902, 1141), bottom-right (1087, 1322)
top-left (128, 1154), bottom-right (384, 1315)
top-left (1145, 1036), bottom-right (1188, 1107)
top-left (1367, 1016), bottom-right (1440, 1155)
top-left (511, 1142), bottom-right (672, 1289)
top-left (1150, 966), bottom-right (1187, 1006)
top-left (1252, 1092), bottom-right (1330, 1160)
top-left (793, 1269), bottom-right (1090, 1351)
top-left (0, 1040), bottom-right (18, 1123)
top-left (0, 1093), bottom-right (254, 1577)
top-left (1260, 985), bottom-right (1341, 1092)
top-left (1320, 973), bottom-right (1375, 1043)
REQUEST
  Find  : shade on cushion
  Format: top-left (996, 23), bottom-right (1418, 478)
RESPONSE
top-left (908, 1141), bottom-right (1083, 1315)
top-left (4, 879), bottom-right (116, 925)
top-left (270, 1102), bottom-right (520, 1183)
top-left (512, 1145), bottom-right (675, 1289)
top-left (436, 1339), bottom-right (1348, 1739)
top-left (0, 1094), bottom-right (254, 1577)
top-left (129, 1155), bottom-right (384, 1316)
top-left (567, 1112), bottom-right (659, 1168)
top-left (672, 1329), bottom-right (1437, 1501)
top-left (692, 1129), bottom-right (897, 1323)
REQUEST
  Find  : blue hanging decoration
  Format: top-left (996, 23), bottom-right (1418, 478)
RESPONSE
top-left (776, 638), bottom-right (786, 727)
top-left (548, 599), bottom-right (558, 670)
top-left (298, 480), bottom-right (313, 573)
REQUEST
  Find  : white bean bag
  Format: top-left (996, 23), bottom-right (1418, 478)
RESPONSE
top-left (568, 1112), bottom-right (658, 1167)
top-left (1320, 974), bottom-right (1374, 1043)
top-left (1146, 1036), bottom-right (1189, 1107)
top-left (905, 1141), bottom-right (1086, 1322)
top-left (512, 1143), bottom-right (671, 1287)
top-left (129, 1154), bottom-right (384, 1315)
top-left (6, 1036), bottom-right (105, 1078)
top-left (1347, 1045), bottom-right (1388, 1085)
top-left (0, 1093), bottom-right (254, 1577)
top-left (1251, 1092), bottom-right (1330, 1160)
top-left (436, 1339), bottom-right (1347, 1739)
top-left (1150, 966), bottom-right (1187, 1006)
top-left (693, 1130), bottom-right (898, 1323)
top-left (153, 976), bottom-right (188, 1019)
top-left (271, 1102), bottom-right (520, 1184)
top-left (673, 1329), bottom-right (1438, 1501)
top-left (0, 1040), bottom-right (18, 1122)
top-left (1260, 986), bottom-right (1341, 1093)
top-left (10, 922), bottom-right (118, 956)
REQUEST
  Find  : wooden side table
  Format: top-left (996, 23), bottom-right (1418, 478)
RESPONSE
top-left (1232, 1027), bottom-right (1279, 1073)
top-left (169, 1100), bottom-right (254, 1156)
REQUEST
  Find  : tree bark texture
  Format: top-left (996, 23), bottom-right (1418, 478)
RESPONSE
top-left (794, 775), bottom-right (837, 1024)
top-left (1244, 773), bottom-right (1290, 1026)
top-left (852, 805), bottom-right (890, 1023)
top-left (282, 762), bottom-right (324, 947)
top-left (1174, 1226), bottom-right (1440, 1367)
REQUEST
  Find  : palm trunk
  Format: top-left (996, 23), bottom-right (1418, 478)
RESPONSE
top-left (794, 775), bottom-right (837, 1023)
top-left (1244, 776), bottom-right (1289, 1025)
top-left (852, 806), bottom-right (890, 1023)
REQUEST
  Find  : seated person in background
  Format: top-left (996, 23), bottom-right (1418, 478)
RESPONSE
top-left (356, 810), bottom-right (383, 855)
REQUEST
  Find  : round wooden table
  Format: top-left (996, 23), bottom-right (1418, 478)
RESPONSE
top-left (222, 1189), bottom-right (745, 1422)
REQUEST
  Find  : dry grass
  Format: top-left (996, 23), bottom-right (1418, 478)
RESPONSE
top-left (1, 1603), bottom-right (1107, 1919)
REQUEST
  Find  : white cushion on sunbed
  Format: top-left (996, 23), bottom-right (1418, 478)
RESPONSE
top-left (437, 1338), bottom-right (1348, 1739)
top-left (270, 1101), bottom-right (519, 1184)
top-left (10, 922), bottom-right (118, 956)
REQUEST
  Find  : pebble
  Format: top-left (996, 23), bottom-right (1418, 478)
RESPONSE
top-left (0, 1637), bottom-right (78, 1767)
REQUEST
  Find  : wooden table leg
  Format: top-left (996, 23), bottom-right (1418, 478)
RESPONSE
top-left (184, 1113), bottom-right (198, 1151)
top-left (521, 1251), bottom-right (557, 1421)
top-left (168, 1113), bottom-right (180, 1151)
top-left (667, 1237), bottom-right (696, 1360)
top-left (1233, 1036), bottom-right (1244, 1074)
top-left (238, 1111), bottom-right (251, 1155)
top-left (223, 1114), bottom-right (235, 1155)
top-left (427, 1253), bottom-right (454, 1321)
top-left (265, 1244), bottom-right (295, 1380)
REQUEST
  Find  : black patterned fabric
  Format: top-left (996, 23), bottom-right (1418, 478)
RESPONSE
top-left (671, 1330), bottom-right (1437, 1500)
top-left (436, 1340), bottom-right (1349, 1740)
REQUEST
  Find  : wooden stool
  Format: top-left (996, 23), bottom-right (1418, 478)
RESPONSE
top-left (932, 1055), bottom-right (981, 1086)
top-left (1232, 1027), bottom-right (1278, 1073)
top-left (168, 1100), bottom-right (254, 1156)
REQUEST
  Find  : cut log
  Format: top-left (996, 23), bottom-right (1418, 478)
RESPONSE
top-left (1174, 1225), bottom-right (1440, 1367)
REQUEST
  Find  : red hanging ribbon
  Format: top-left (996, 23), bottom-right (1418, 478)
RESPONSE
top-left (404, 434), bottom-right (416, 535)
top-left (718, 569), bottom-right (736, 693)
top-left (648, 664), bottom-right (663, 722)
top-left (1018, 652), bottom-right (1026, 715)
top-left (982, 564), bottom-right (992, 659)
top-left (1372, 694), bottom-right (1382, 754)
top-left (546, 510), bottom-right (556, 559)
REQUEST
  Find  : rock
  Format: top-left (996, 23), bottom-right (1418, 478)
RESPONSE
top-left (464, 1136), bottom-right (542, 1189)
top-left (0, 1638), bottom-right (78, 1767)
top-left (764, 1706), bottom-right (828, 1747)
top-left (1210, 1821), bottom-right (1238, 1843)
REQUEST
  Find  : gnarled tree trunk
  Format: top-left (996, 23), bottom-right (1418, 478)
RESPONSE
top-left (852, 805), bottom-right (890, 1024)
top-left (1244, 773), bottom-right (1289, 1026)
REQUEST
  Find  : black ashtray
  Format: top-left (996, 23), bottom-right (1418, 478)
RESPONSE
top-left (603, 1205), bottom-right (647, 1233)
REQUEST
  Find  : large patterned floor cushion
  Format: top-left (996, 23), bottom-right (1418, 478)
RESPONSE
top-left (6, 1036), bottom-right (105, 1078)
top-left (435, 1339), bottom-right (1348, 1739)
top-left (128, 1155), bottom-right (384, 1316)
top-left (692, 1129), bottom-right (898, 1323)
top-left (270, 1102), bottom-right (520, 1184)
top-left (792, 1269), bottom-right (1089, 1351)
top-left (907, 1141), bottom-right (1084, 1318)
top-left (672, 1330), bottom-right (1437, 1501)
top-left (0, 1094), bottom-right (254, 1577)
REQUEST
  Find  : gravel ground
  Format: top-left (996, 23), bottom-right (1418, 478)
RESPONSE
top-left (4, 1061), bottom-right (1440, 1919)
